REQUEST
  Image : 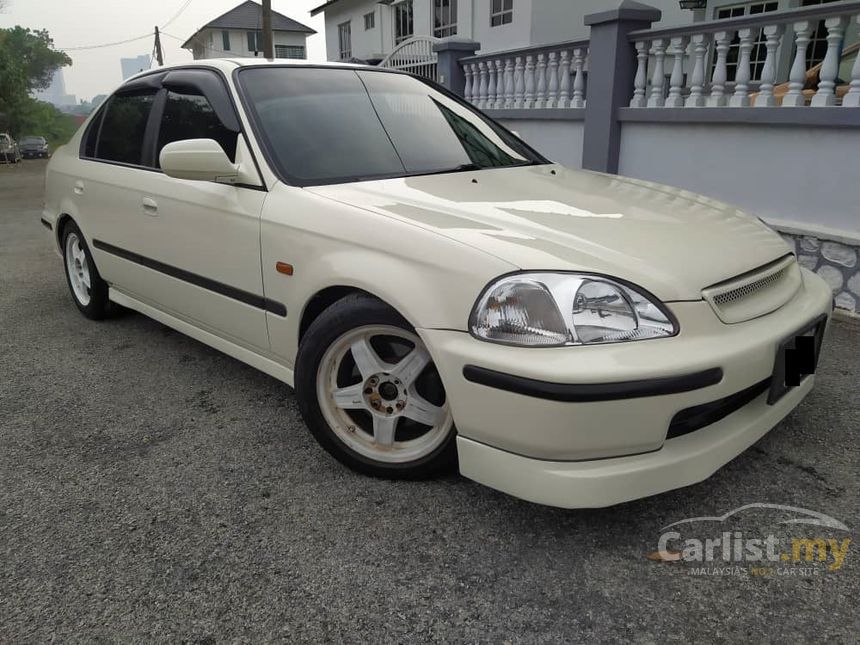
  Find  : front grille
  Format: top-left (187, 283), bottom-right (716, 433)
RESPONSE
top-left (712, 263), bottom-right (791, 306)
top-left (667, 378), bottom-right (771, 439)
top-left (703, 255), bottom-right (801, 324)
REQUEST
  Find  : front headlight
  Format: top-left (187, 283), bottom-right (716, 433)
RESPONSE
top-left (470, 273), bottom-right (677, 347)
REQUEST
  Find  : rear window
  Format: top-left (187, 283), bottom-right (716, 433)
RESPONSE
top-left (96, 92), bottom-right (156, 165)
top-left (238, 67), bottom-right (544, 186)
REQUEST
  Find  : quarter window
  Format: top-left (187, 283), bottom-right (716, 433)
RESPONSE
top-left (95, 92), bottom-right (156, 165)
top-left (394, 1), bottom-right (414, 44)
top-left (156, 90), bottom-right (238, 165)
top-left (490, 0), bottom-right (512, 27)
top-left (433, 0), bottom-right (457, 38)
top-left (338, 21), bottom-right (352, 60)
top-left (364, 11), bottom-right (375, 30)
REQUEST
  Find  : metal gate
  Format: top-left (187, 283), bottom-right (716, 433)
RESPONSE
top-left (378, 36), bottom-right (440, 81)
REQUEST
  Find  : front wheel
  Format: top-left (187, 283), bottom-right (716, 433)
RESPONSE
top-left (295, 294), bottom-right (457, 479)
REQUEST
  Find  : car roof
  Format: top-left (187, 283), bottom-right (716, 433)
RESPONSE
top-left (123, 57), bottom-right (378, 84)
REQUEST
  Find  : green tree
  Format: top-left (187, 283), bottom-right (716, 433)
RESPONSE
top-left (9, 98), bottom-right (79, 149)
top-left (0, 26), bottom-right (71, 137)
top-left (0, 26), bottom-right (70, 93)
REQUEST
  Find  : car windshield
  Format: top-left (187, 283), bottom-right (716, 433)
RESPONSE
top-left (20, 137), bottom-right (43, 144)
top-left (238, 67), bottom-right (547, 186)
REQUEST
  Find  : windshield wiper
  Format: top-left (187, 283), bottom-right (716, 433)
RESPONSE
top-left (415, 163), bottom-right (483, 177)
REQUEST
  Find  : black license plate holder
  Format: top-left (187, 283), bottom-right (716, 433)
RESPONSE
top-left (768, 314), bottom-right (827, 405)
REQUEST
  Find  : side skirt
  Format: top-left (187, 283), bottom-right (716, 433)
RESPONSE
top-left (109, 288), bottom-right (295, 388)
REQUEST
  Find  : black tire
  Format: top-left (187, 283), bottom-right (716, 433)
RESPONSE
top-left (61, 220), bottom-right (111, 320)
top-left (295, 293), bottom-right (457, 480)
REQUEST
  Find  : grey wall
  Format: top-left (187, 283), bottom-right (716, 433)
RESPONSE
top-left (496, 118), bottom-right (585, 169)
top-left (617, 122), bottom-right (860, 238)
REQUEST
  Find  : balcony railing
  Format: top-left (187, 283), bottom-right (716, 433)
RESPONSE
top-left (627, 1), bottom-right (860, 108)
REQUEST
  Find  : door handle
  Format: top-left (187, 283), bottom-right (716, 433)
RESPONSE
top-left (141, 197), bottom-right (158, 215)
top-left (73, 180), bottom-right (84, 195)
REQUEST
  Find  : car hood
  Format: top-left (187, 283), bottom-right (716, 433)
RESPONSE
top-left (305, 164), bottom-right (790, 301)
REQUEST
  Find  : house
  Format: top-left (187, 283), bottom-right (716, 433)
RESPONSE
top-left (182, 0), bottom-right (316, 60)
top-left (309, 0), bottom-right (695, 63)
top-left (311, 0), bottom-right (856, 75)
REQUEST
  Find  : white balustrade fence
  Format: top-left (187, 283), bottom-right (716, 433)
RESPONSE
top-left (628, 3), bottom-right (860, 108)
top-left (460, 42), bottom-right (589, 110)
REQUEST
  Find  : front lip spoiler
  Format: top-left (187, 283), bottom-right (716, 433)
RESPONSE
top-left (462, 365), bottom-right (724, 402)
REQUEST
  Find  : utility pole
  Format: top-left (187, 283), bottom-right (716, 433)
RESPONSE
top-left (262, 0), bottom-right (274, 59)
top-left (154, 26), bottom-right (164, 66)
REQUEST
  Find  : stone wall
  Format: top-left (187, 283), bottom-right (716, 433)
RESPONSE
top-left (780, 233), bottom-right (859, 315)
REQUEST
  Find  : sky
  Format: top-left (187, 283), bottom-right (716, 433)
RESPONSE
top-left (0, 0), bottom-right (328, 102)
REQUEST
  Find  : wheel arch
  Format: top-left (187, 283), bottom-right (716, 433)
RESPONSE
top-left (55, 213), bottom-right (74, 248)
top-left (298, 285), bottom-right (413, 345)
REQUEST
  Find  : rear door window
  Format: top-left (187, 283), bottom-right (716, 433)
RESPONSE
top-left (96, 92), bottom-right (156, 165)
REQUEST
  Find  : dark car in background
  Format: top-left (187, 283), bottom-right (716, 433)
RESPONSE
top-left (19, 136), bottom-right (50, 159)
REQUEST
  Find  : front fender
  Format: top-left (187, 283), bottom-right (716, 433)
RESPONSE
top-left (260, 185), bottom-right (515, 368)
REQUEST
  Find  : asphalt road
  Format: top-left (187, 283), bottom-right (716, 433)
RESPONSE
top-left (1, 159), bottom-right (858, 643)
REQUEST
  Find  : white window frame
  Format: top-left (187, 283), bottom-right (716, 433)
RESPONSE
top-left (338, 21), bottom-right (352, 60)
top-left (364, 11), bottom-right (375, 30)
top-left (394, 0), bottom-right (414, 45)
top-left (433, 0), bottom-right (458, 38)
top-left (275, 44), bottom-right (306, 59)
top-left (490, 0), bottom-right (513, 27)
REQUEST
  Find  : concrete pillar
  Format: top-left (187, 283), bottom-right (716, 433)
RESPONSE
top-left (433, 37), bottom-right (480, 95)
top-left (582, 1), bottom-right (662, 174)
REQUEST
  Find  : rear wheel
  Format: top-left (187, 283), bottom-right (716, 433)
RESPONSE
top-left (295, 294), bottom-right (457, 479)
top-left (62, 221), bottom-right (110, 320)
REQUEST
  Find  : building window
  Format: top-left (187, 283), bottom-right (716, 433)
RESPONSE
top-left (222, 30), bottom-right (231, 51)
top-left (714, 2), bottom-right (778, 81)
top-left (394, 1), bottom-right (414, 44)
top-left (247, 30), bottom-right (263, 53)
top-left (433, 0), bottom-right (458, 38)
top-left (364, 11), bottom-right (375, 30)
top-left (490, 0), bottom-right (512, 27)
top-left (338, 21), bottom-right (352, 60)
top-left (275, 45), bottom-right (306, 59)
top-left (801, 0), bottom-right (842, 69)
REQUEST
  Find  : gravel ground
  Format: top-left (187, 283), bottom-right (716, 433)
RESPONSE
top-left (1, 160), bottom-right (858, 643)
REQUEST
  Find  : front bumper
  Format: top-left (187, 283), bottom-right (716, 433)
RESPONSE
top-left (418, 268), bottom-right (833, 508)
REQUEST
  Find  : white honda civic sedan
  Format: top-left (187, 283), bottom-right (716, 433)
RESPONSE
top-left (42, 60), bottom-right (832, 508)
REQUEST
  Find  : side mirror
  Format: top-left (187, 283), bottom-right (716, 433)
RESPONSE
top-left (159, 138), bottom-right (239, 183)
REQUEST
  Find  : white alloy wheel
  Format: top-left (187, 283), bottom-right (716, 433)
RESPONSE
top-left (316, 325), bottom-right (453, 464)
top-left (65, 231), bottom-right (92, 306)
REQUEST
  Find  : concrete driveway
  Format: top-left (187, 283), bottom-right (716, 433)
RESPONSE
top-left (1, 160), bottom-right (858, 643)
